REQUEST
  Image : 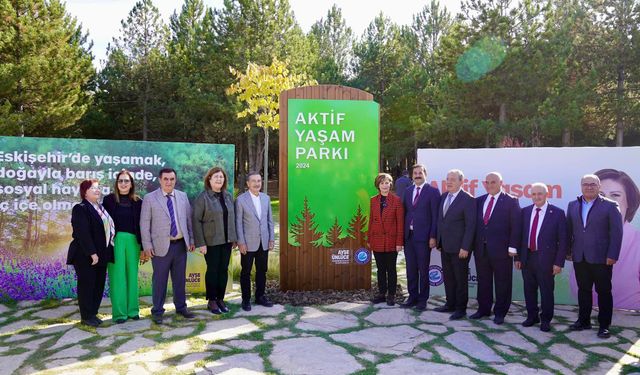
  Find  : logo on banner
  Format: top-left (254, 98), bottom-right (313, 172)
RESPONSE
top-left (429, 265), bottom-right (444, 286)
top-left (354, 248), bottom-right (371, 265)
top-left (330, 249), bottom-right (350, 265)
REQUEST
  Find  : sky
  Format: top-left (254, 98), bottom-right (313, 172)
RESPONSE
top-left (65, 0), bottom-right (462, 69)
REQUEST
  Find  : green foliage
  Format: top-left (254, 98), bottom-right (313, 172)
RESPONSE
top-left (0, 0), bottom-right (94, 136)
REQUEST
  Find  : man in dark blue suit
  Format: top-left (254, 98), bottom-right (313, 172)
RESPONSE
top-left (470, 172), bottom-right (521, 325)
top-left (394, 169), bottom-right (411, 203)
top-left (435, 169), bottom-right (476, 320)
top-left (567, 174), bottom-right (623, 339)
top-left (401, 163), bottom-right (440, 311)
top-left (515, 183), bottom-right (568, 332)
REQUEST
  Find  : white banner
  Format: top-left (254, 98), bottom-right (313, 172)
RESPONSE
top-left (418, 147), bottom-right (640, 308)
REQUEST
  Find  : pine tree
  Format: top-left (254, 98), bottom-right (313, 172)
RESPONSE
top-left (0, 0), bottom-right (94, 136)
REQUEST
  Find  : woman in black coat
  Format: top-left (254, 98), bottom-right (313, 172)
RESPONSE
top-left (67, 179), bottom-right (114, 327)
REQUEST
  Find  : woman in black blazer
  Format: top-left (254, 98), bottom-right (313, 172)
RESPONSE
top-left (67, 179), bottom-right (114, 327)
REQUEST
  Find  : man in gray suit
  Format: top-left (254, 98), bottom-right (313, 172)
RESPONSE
top-left (435, 169), bottom-right (476, 320)
top-left (236, 171), bottom-right (275, 311)
top-left (567, 174), bottom-right (623, 338)
top-left (141, 168), bottom-right (195, 324)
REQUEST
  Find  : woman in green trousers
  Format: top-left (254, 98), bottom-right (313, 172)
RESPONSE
top-left (103, 169), bottom-right (143, 324)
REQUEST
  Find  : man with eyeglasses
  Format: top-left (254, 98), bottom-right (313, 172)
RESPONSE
top-left (140, 168), bottom-right (196, 324)
top-left (567, 174), bottom-right (623, 338)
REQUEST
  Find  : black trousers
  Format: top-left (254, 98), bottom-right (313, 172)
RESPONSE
top-left (441, 250), bottom-right (469, 312)
top-left (521, 251), bottom-right (555, 323)
top-left (240, 244), bottom-right (268, 302)
top-left (574, 260), bottom-right (613, 328)
top-left (474, 248), bottom-right (512, 317)
top-left (204, 243), bottom-right (232, 301)
top-left (373, 251), bottom-right (398, 296)
top-left (73, 259), bottom-right (107, 320)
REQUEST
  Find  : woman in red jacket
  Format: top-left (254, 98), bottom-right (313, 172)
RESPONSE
top-left (367, 173), bottom-right (405, 305)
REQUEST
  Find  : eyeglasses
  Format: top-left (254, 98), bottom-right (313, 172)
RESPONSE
top-left (88, 186), bottom-right (101, 191)
top-left (582, 183), bottom-right (598, 187)
top-left (118, 179), bottom-right (131, 184)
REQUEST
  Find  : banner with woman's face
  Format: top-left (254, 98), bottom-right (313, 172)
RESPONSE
top-left (419, 147), bottom-right (640, 309)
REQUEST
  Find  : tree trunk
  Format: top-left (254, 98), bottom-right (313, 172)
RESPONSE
top-left (263, 126), bottom-right (269, 193)
top-left (616, 64), bottom-right (624, 147)
top-left (562, 127), bottom-right (571, 146)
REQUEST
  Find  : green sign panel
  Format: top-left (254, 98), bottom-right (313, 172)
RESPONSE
top-left (287, 99), bottom-right (379, 246)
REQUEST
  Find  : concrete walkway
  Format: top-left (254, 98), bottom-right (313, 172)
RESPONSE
top-left (0, 288), bottom-right (638, 374)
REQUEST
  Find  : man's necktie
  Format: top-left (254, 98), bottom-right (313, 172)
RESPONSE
top-left (167, 194), bottom-right (178, 237)
top-left (529, 207), bottom-right (541, 251)
top-left (483, 196), bottom-right (495, 225)
top-left (412, 186), bottom-right (421, 206)
top-left (443, 194), bottom-right (453, 216)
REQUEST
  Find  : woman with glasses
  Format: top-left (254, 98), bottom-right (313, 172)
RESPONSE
top-left (67, 179), bottom-right (114, 327)
top-left (103, 169), bottom-right (143, 323)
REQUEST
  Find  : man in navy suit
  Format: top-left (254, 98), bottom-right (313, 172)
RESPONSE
top-left (515, 183), bottom-right (568, 332)
top-left (567, 174), bottom-right (623, 338)
top-left (401, 163), bottom-right (440, 311)
top-left (470, 172), bottom-right (521, 325)
top-left (435, 169), bottom-right (476, 320)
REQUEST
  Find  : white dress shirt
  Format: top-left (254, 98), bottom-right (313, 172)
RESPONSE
top-left (528, 202), bottom-right (548, 250)
top-left (251, 192), bottom-right (262, 220)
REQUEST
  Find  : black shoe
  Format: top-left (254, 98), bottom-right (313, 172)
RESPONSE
top-left (95, 316), bottom-right (103, 324)
top-left (81, 318), bottom-right (99, 327)
top-left (371, 294), bottom-right (386, 304)
top-left (242, 301), bottom-right (252, 311)
top-left (255, 296), bottom-right (273, 307)
top-left (177, 309), bottom-right (195, 319)
top-left (597, 327), bottom-right (611, 338)
top-left (152, 315), bottom-right (163, 324)
top-left (208, 300), bottom-right (221, 315)
top-left (522, 317), bottom-right (540, 327)
top-left (217, 300), bottom-right (229, 313)
top-left (386, 295), bottom-right (396, 306)
top-left (434, 305), bottom-right (455, 313)
top-left (414, 303), bottom-right (427, 312)
top-left (540, 321), bottom-right (551, 332)
top-left (569, 321), bottom-right (592, 331)
top-left (450, 311), bottom-right (466, 320)
top-left (493, 316), bottom-right (505, 325)
top-left (115, 318), bottom-right (127, 324)
top-left (130, 315), bottom-right (140, 320)
top-left (400, 299), bottom-right (418, 309)
top-left (469, 311), bottom-right (490, 320)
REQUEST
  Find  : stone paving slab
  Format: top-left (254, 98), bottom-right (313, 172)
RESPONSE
top-left (270, 337), bottom-right (363, 375)
top-left (548, 343), bottom-right (587, 368)
top-left (324, 301), bottom-right (369, 313)
top-left (364, 307), bottom-right (416, 325)
top-left (234, 304), bottom-right (286, 317)
top-left (296, 307), bottom-right (359, 332)
top-left (51, 328), bottom-right (95, 350)
top-left (31, 305), bottom-right (77, 320)
top-left (197, 318), bottom-right (260, 342)
top-left (485, 331), bottom-right (538, 352)
top-left (97, 318), bottom-right (152, 336)
top-left (377, 357), bottom-right (481, 375)
top-left (201, 352), bottom-right (265, 374)
top-left (331, 325), bottom-right (434, 355)
top-left (445, 331), bottom-right (505, 363)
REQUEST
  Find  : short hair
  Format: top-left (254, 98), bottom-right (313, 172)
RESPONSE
top-left (595, 168), bottom-right (640, 222)
top-left (246, 171), bottom-right (262, 183)
top-left (411, 164), bottom-right (427, 176)
top-left (486, 171), bottom-right (503, 181)
top-left (374, 173), bottom-right (393, 190)
top-left (581, 174), bottom-right (600, 184)
top-left (79, 179), bottom-right (99, 199)
top-left (447, 169), bottom-right (464, 181)
top-left (204, 167), bottom-right (228, 192)
top-left (113, 169), bottom-right (140, 202)
top-left (530, 182), bottom-right (548, 194)
top-left (158, 168), bottom-right (177, 178)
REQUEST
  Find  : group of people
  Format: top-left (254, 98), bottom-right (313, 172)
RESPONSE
top-left (67, 167), bottom-right (274, 327)
top-left (366, 164), bottom-right (627, 339)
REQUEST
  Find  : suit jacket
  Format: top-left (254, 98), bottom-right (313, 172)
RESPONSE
top-left (473, 192), bottom-right (521, 258)
top-left (367, 193), bottom-right (404, 252)
top-left (192, 189), bottom-right (238, 247)
top-left (140, 188), bottom-right (194, 256)
top-left (102, 193), bottom-right (143, 244)
top-left (437, 190), bottom-right (477, 253)
top-left (394, 175), bottom-right (411, 202)
top-left (67, 199), bottom-right (114, 265)
top-left (403, 183), bottom-right (440, 242)
top-left (566, 195), bottom-right (623, 264)
top-left (517, 203), bottom-right (568, 268)
top-left (235, 191), bottom-right (274, 252)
